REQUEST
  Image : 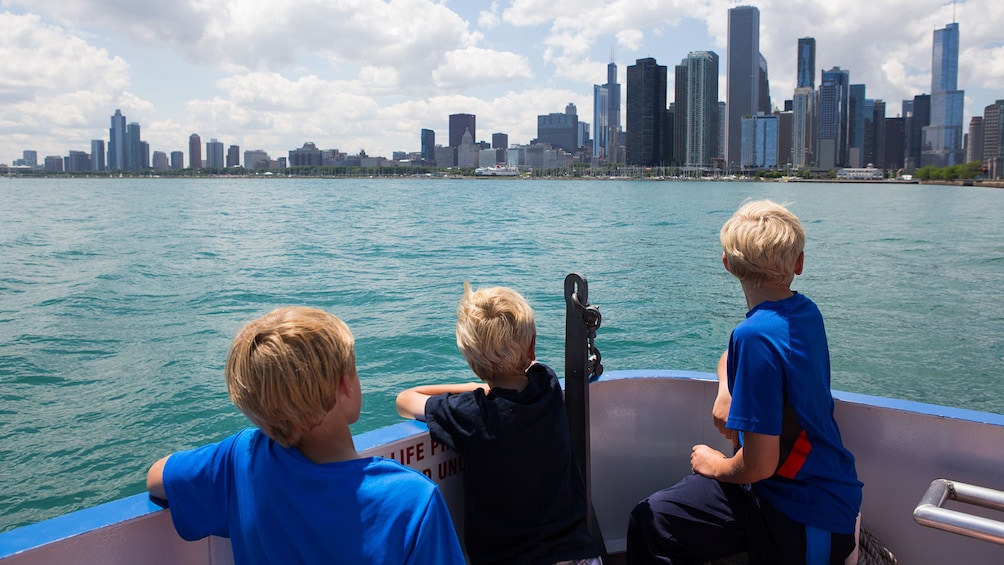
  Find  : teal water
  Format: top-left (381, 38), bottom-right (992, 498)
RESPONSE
top-left (1, 177), bottom-right (1001, 532)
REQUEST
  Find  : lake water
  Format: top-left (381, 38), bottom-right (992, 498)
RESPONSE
top-left (1, 176), bottom-right (1001, 532)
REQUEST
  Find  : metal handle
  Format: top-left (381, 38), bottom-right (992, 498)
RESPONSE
top-left (913, 478), bottom-right (1004, 545)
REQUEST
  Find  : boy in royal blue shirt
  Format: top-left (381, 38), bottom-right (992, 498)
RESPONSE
top-left (627, 200), bottom-right (862, 564)
top-left (397, 283), bottom-right (601, 565)
top-left (146, 306), bottom-right (465, 564)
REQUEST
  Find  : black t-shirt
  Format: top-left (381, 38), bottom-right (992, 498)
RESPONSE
top-left (425, 362), bottom-right (598, 565)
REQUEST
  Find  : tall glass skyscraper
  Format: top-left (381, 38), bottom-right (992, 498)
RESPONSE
top-left (626, 57), bottom-right (667, 166)
top-left (421, 129), bottom-right (435, 162)
top-left (797, 37), bottom-right (815, 89)
top-left (726, 5), bottom-right (761, 168)
top-left (848, 84), bottom-right (867, 167)
top-left (206, 139), bottom-right (225, 169)
top-left (683, 51), bottom-right (719, 169)
top-left (448, 114), bottom-right (476, 149)
top-left (792, 87), bottom-right (815, 169)
top-left (922, 22), bottom-right (964, 167)
top-left (125, 122), bottom-right (142, 172)
top-left (592, 61), bottom-right (621, 160)
top-left (90, 140), bottom-right (106, 172)
top-left (189, 133), bottom-right (202, 170)
top-left (818, 67), bottom-right (850, 170)
top-left (108, 109), bottom-right (126, 171)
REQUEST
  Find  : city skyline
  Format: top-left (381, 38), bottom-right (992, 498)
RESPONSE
top-left (2, 1), bottom-right (1002, 164)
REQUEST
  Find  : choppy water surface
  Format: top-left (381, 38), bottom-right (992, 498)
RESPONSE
top-left (1, 177), bottom-right (1001, 531)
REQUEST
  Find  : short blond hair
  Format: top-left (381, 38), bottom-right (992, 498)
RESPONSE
top-left (720, 200), bottom-right (806, 288)
top-left (225, 307), bottom-right (356, 447)
top-left (455, 282), bottom-right (536, 382)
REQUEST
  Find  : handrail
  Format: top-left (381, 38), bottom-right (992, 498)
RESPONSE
top-left (913, 478), bottom-right (1004, 545)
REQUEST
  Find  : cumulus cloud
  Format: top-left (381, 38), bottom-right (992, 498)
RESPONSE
top-left (432, 47), bottom-right (534, 90)
top-left (479, 2), bottom-right (501, 29)
top-left (0, 12), bottom-right (128, 101)
top-left (0, 12), bottom-right (133, 158)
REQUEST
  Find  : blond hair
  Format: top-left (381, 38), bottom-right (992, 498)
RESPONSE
top-left (720, 200), bottom-right (806, 288)
top-left (225, 306), bottom-right (356, 447)
top-left (455, 282), bottom-right (536, 382)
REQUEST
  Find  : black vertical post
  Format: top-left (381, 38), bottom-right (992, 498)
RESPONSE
top-left (564, 273), bottom-right (606, 555)
top-left (564, 273), bottom-right (590, 476)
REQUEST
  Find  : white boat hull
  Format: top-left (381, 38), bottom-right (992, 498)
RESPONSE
top-left (2, 370), bottom-right (1003, 563)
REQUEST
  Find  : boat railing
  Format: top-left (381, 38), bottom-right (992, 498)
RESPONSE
top-left (913, 478), bottom-right (1004, 545)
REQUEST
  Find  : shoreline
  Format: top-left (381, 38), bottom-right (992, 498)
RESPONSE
top-left (4, 173), bottom-right (1002, 188)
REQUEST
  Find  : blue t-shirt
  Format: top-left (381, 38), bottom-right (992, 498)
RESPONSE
top-left (162, 428), bottom-right (465, 564)
top-left (726, 292), bottom-right (863, 534)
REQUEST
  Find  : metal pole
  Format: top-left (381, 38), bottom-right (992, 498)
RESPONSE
top-left (564, 273), bottom-right (607, 557)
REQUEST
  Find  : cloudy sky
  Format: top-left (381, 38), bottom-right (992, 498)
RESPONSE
top-left (1, 0), bottom-right (1001, 165)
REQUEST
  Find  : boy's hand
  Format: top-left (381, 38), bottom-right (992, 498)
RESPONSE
top-left (690, 444), bottom-right (727, 477)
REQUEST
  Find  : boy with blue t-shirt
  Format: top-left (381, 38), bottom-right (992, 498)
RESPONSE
top-left (627, 200), bottom-right (862, 564)
top-left (146, 306), bottom-right (465, 564)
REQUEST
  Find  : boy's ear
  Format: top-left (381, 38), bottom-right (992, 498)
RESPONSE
top-left (794, 251), bottom-right (805, 276)
top-left (722, 251), bottom-right (729, 271)
top-left (337, 368), bottom-right (358, 401)
top-left (527, 335), bottom-right (537, 362)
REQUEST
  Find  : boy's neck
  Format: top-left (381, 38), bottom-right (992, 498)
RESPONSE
top-left (488, 373), bottom-right (529, 393)
top-left (295, 410), bottom-right (360, 464)
top-left (741, 280), bottom-right (794, 310)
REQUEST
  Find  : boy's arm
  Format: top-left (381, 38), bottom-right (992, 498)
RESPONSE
top-left (690, 431), bottom-right (779, 484)
top-left (395, 383), bottom-right (488, 420)
top-left (712, 350), bottom-right (737, 445)
top-left (146, 455), bottom-right (170, 500)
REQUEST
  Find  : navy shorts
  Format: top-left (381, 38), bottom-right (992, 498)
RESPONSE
top-left (626, 474), bottom-right (854, 565)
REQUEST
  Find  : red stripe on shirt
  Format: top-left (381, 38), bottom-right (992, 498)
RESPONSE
top-left (776, 429), bottom-right (812, 479)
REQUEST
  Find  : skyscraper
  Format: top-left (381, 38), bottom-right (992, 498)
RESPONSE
top-left (592, 60), bottom-right (622, 161)
top-left (967, 116), bottom-right (984, 163)
top-left (90, 140), bottom-right (106, 172)
top-left (871, 100), bottom-right (887, 168)
top-left (672, 62), bottom-right (688, 166)
top-left (449, 114), bottom-right (476, 148)
top-left (206, 139), bottom-right (225, 169)
top-left (125, 122), bottom-right (142, 171)
top-left (740, 114), bottom-right (778, 168)
top-left (758, 54), bottom-right (772, 114)
top-left (593, 83), bottom-right (609, 157)
top-left (22, 150), bottom-right (38, 169)
top-left (421, 129), bottom-right (435, 162)
top-left (683, 51), bottom-right (720, 169)
top-left (537, 111), bottom-right (578, 153)
top-left (982, 100), bottom-right (1004, 178)
top-left (904, 94), bottom-right (930, 173)
top-left (797, 38), bottom-right (815, 89)
top-left (227, 145), bottom-right (241, 168)
top-left (818, 67), bottom-right (850, 170)
top-left (492, 132), bottom-right (508, 164)
top-left (922, 22), bottom-right (964, 168)
top-left (848, 84), bottom-right (867, 167)
top-left (626, 57), bottom-right (667, 166)
top-left (726, 5), bottom-right (761, 167)
top-left (108, 109), bottom-right (126, 170)
top-left (792, 87), bottom-right (816, 169)
top-left (189, 134), bottom-right (202, 169)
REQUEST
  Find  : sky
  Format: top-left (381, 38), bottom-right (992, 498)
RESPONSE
top-left (2, 0), bottom-right (1002, 165)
